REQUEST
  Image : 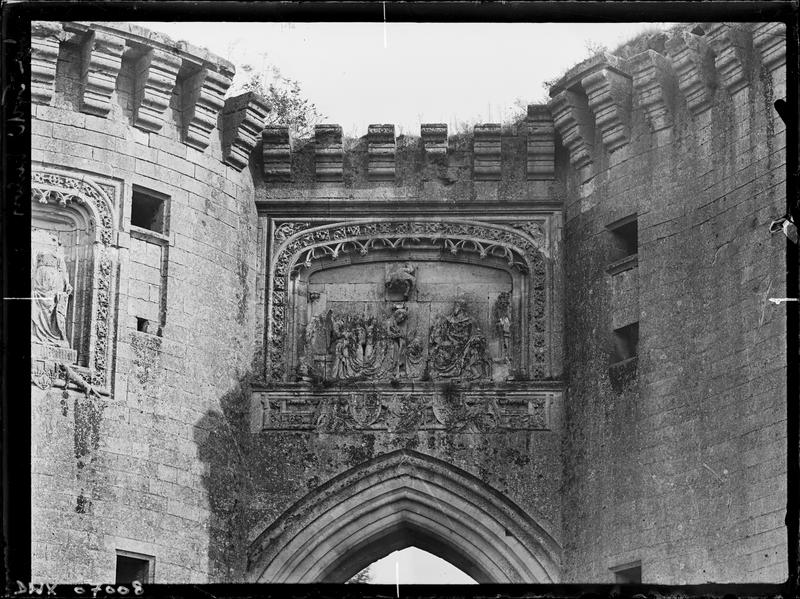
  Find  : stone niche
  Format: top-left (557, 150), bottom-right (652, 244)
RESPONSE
top-left (30, 168), bottom-right (118, 391)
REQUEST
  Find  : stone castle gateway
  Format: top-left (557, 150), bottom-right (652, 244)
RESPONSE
top-left (29, 20), bottom-right (788, 584)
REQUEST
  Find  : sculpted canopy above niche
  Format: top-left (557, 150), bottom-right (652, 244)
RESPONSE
top-left (264, 218), bottom-right (553, 385)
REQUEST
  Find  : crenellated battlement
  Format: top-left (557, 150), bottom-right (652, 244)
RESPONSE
top-left (258, 117), bottom-right (557, 192)
top-left (31, 21), bottom-right (269, 172)
top-left (547, 22), bottom-right (786, 169)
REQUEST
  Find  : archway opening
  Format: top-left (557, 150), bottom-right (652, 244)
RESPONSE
top-left (348, 546), bottom-right (478, 584)
top-left (248, 450), bottom-right (561, 583)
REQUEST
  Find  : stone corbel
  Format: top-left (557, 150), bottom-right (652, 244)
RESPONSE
top-left (221, 91), bottom-right (270, 171)
top-left (473, 124), bottom-right (502, 180)
top-left (368, 124), bottom-right (396, 181)
top-left (753, 22), bottom-right (786, 72)
top-left (133, 48), bottom-right (182, 132)
top-left (80, 29), bottom-right (126, 116)
top-left (706, 23), bottom-right (754, 96)
top-left (629, 49), bottom-right (676, 133)
top-left (262, 126), bottom-right (292, 181)
top-left (581, 65), bottom-right (632, 152)
top-left (31, 21), bottom-right (66, 105)
top-left (549, 89), bottom-right (595, 169)
top-left (525, 105), bottom-right (555, 180)
top-left (665, 31), bottom-right (717, 116)
top-left (182, 65), bottom-right (234, 150)
top-left (315, 124), bottom-right (344, 181)
top-left (421, 123), bottom-right (448, 157)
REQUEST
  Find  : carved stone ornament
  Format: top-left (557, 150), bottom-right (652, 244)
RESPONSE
top-left (255, 386), bottom-right (556, 433)
top-left (266, 219), bottom-right (549, 382)
top-left (31, 169), bottom-right (117, 390)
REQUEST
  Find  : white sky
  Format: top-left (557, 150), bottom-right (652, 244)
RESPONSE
top-left (139, 21), bottom-right (677, 137)
top-left (357, 546), bottom-right (477, 584)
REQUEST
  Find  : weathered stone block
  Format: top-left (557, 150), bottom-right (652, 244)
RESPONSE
top-left (665, 31), bottom-right (717, 116)
top-left (262, 126), bottom-right (292, 182)
top-left (367, 124), bottom-right (396, 181)
top-left (79, 29), bottom-right (126, 116)
top-left (221, 92), bottom-right (270, 171)
top-left (473, 124), bottom-right (502, 181)
top-left (31, 21), bottom-right (66, 105)
top-left (181, 65), bottom-right (234, 151)
top-left (525, 105), bottom-right (555, 180)
top-left (314, 124), bottom-right (344, 181)
top-left (133, 48), bottom-right (182, 132)
top-left (549, 89), bottom-right (595, 168)
top-left (421, 123), bottom-right (447, 156)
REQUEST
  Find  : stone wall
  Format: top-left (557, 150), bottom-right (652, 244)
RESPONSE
top-left (28, 18), bottom-right (790, 586)
top-left (30, 21), bottom-right (266, 582)
top-left (553, 22), bottom-right (787, 583)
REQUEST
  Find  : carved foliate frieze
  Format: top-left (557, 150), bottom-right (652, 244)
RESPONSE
top-left (31, 170), bottom-right (117, 390)
top-left (266, 219), bottom-right (549, 382)
top-left (255, 386), bottom-right (556, 432)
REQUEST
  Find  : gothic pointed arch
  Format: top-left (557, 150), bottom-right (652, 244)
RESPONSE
top-left (247, 449), bottom-right (561, 583)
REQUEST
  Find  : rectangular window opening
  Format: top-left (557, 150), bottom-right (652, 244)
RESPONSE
top-left (136, 317), bottom-right (150, 333)
top-left (131, 186), bottom-right (169, 234)
top-left (611, 560), bottom-right (641, 584)
top-left (610, 321), bottom-right (639, 365)
top-left (115, 551), bottom-right (154, 584)
top-left (607, 214), bottom-right (638, 265)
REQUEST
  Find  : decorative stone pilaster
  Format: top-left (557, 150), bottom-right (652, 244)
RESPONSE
top-left (665, 31), bottom-right (717, 116)
top-left (421, 123), bottom-right (448, 156)
top-left (367, 124), bottom-right (396, 181)
top-left (706, 23), bottom-right (754, 96)
top-left (753, 22), bottom-right (786, 72)
top-left (581, 66), bottom-right (632, 152)
top-left (133, 48), bottom-right (182, 132)
top-left (31, 21), bottom-right (65, 105)
top-left (262, 126), bottom-right (292, 181)
top-left (473, 124), bottom-right (502, 180)
top-left (549, 90), bottom-right (594, 169)
top-left (80, 30), bottom-right (126, 116)
top-left (314, 125), bottom-right (344, 182)
top-left (629, 49), bottom-right (676, 133)
top-left (525, 105), bottom-right (554, 180)
top-left (182, 66), bottom-right (234, 151)
top-left (221, 92), bottom-right (270, 171)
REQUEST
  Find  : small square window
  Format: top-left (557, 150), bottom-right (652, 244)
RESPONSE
top-left (611, 561), bottom-right (641, 584)
top-left (607, 214), bottom-right (638, 264)
top-left (131, 186), bottom-right (169, 234)
top-left (115, 551), bottom-right (154, 584)
top-left (610, 322), bottom-right (638, 365)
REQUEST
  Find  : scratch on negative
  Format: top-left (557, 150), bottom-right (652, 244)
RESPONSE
top-left (760, 278), bottom-right (774, 326)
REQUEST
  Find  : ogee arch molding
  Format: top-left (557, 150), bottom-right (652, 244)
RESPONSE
top-left (247, 449), bottom-right (561, 582)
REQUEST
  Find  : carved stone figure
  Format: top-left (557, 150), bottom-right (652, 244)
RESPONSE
top-left (386, 304), bottom-right (409, 378)
top-left (31, 230), bottom-right (73, 348)
top-left (428, 298), bottom-right (491, 381)
top-left (385, 262), bottom-right (416, 300)
top-left (494, 291), bottom-right (512, 361)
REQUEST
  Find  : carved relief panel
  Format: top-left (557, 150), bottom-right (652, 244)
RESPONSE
top-left (264, 218), bottom-right (553, 385)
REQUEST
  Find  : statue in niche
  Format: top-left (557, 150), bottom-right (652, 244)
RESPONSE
top-left (386, 304), bottom-right (409, 378)
top-left (493, 291), bottom-right (512, 362)
top-left (428, 298), bottom-right (491, 381)
top-left (31, 230), bottom-right (73, 348)
top-left (385, 262), bottom-right (416, 300)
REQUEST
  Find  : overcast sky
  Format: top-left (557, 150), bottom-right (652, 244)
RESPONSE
top-left (140, 21), bottom-right (677, 137)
